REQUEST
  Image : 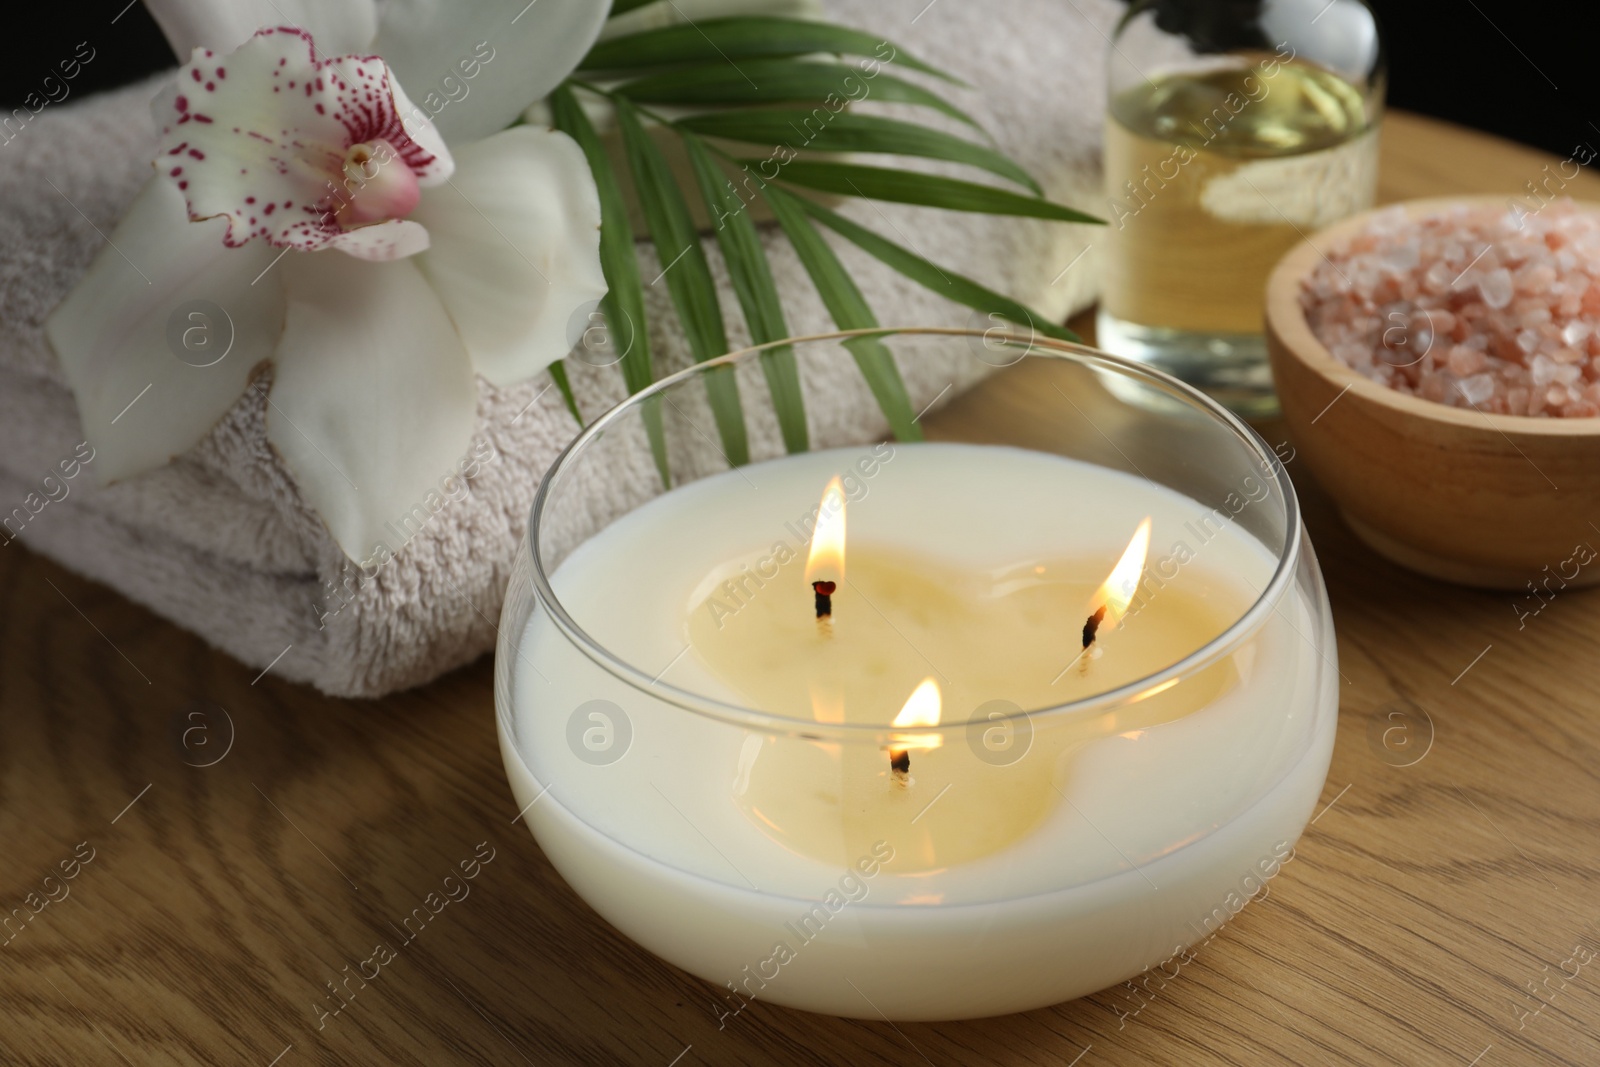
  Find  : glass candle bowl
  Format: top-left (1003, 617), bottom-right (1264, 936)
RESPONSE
top-left (495, 327), bottom-right (1338, 1019)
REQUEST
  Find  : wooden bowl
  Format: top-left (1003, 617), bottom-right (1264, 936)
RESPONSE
top-left (1265, 196), bottom-right (1600, 590)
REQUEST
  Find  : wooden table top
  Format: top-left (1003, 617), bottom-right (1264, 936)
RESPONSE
top-left (4, 111), bottom-right (1598, 1066)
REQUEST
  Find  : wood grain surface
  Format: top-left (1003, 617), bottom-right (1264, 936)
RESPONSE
top-left (3, 111), bottom-right (1599, 1066)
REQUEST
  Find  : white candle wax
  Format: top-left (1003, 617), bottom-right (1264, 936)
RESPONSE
top-left (501, 442), bottom-right (1336, 1019)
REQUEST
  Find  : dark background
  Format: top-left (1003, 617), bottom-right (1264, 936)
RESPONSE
top-left (0, 1), bottom-right (1590, 159)
top-left (1368, 0), bottom-right (1592, 160)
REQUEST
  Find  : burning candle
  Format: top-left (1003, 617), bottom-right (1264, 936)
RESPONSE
top-left (887, 678), bottom-right (941, 776)
top-left (806, 476), bottom-right (845, 623)
top-left (1083, 517), bottom-right (1152, 651)
top-left (497, 315), bottom-right (1337, 1022)
top-left (702, 476), bottom-right (1238, 873)
top-left (502, 440), bottom-right (1336, 1018)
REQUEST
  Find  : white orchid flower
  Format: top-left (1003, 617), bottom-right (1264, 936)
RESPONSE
top-left (47, 1), bottom-right (610, 563)
top-left (143, 0), bottom-right (610, 144)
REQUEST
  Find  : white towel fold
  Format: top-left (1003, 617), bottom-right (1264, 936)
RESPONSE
top-left (0, 0), bottom-right (1115, 695)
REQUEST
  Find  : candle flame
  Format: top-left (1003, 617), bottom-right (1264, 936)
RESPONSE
top-left (889, 677), bottom-right (943, 761)
top-left (1090, 517), bottom-right (1151, 632)
top-left (804, 476), bottom-right (846, 584)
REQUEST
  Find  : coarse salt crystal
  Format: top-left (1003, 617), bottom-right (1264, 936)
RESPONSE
top-left (1446, 345), bottom-right (1484, 376)
top-left (1481, 269), bottom-right (1514, 309)
top-left (1422, 261), bottom-right (1452, 294)
top-left (1531, 353), bottom-right (1558, 386)
top-left (1301, 200), bottom-right (1600, 417)
top-left (1382, 242), bottom-right (1421, 273)
top-left (1458, 374), bottom-right (1496, 406)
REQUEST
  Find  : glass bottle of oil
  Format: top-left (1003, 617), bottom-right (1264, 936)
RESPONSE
top-left (1098, 0), bottom-right (1385, 418)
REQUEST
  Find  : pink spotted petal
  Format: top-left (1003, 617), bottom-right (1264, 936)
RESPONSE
top-left (324, 219), bottom-right (431, 261)
top-left (151, 27), bottom-right (453, 255)
top-left (385, 69), bottom-right (451, 189)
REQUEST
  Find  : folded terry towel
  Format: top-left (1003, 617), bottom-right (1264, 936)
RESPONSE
top-left (0, 0), bottom-right (1115, 696)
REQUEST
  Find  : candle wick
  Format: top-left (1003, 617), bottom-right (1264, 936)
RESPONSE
top-left (1082, 604), bottom-right (1109, 649)
top-left (889, 749), bottom-right (911, 775)
top-left (812, 580), bottom-right (836, 620)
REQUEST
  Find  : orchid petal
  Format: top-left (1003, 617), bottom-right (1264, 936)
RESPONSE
top-left (152, 28), bottom-right (452, 256)
top-left (144, 0), bottom-right (377, 60)
top-left (45, 178), bottom-right (284, 483)
top-left (387, 70), bottom-right (451, 187)
top-left (268, 251), bottom-right (477, 561)
top-left (325, 219), bottom-right (432, 261)
top-left (373, 0), bottom-right (610, 145)
top-left (410, 126), bottom-right (605, 386)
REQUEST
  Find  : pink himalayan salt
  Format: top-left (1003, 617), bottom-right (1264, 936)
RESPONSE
top-left (1301, 200), bottom-right (1600, 417)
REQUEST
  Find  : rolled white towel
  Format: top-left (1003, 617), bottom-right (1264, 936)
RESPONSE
top-left (0, 0), bottom-right (1114, 696)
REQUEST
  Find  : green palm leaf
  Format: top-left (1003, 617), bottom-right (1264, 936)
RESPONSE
top-left (545, 361), bottom-right (584, 425)
top-left (682, 133), bottom-right (809, 454)
top-left (762, 185), bottom-right (922, 443)
top-left (548, 85), bottom-right (670, 486)
top-left (581, 18), bottom-right (960, 83)
top-left (758, 160), bottom-right (1101, 222)
top-left (796, 197), bottom-right (1079, 343)
top-left (614, 97), bottom-right (750, 467)
top-left (613, 59), bottom-right (980, 127)
top-left (558, 13), bottom-right (1099, 470)
top-left (683, 109), bottom-right (1040, 193)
